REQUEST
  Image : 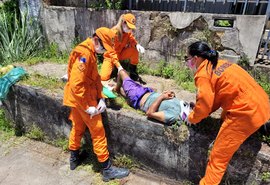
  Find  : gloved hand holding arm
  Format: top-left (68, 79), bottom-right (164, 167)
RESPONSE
top-left (117, 65), bottom-right (123, 73)
top-left (97, 98), bottom-right (106, 113)
top-left (136, 44), bottom-right (145, 54)
top-left (85, 106), bottom-right (98, 119)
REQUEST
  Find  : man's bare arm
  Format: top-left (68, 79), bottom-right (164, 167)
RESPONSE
top-left (146, 91), bottom-right (175, 122)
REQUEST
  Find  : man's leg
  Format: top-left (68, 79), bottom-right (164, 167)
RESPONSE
top-left (119, 47), bottom-right (140, 81)
top-left (81, 111), bottom-right (129, 181)
top-left (68, 108), bottom-right (87, 170)
top-left (114, 69), bottom-right (129, 96)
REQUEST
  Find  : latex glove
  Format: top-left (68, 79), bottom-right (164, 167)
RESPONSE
top-left (179, 100), bottom-right (192, 125)
top-left (136, 44), bottom-right (145, 54)
top-left (61, 74), bottom-right (68, 82)
top-left (117, 65), bottom-right (123, 73)
top-left (85, 106), bottom-right (98, 118)
top-left (97, 98), bottom-right (106, 113)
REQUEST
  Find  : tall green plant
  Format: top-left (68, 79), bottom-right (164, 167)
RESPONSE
top-left (0, 9), bottom-right (43, 64)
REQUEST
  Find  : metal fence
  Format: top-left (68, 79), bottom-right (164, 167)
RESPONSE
top-left (127, 0), bottom-right (270, 15)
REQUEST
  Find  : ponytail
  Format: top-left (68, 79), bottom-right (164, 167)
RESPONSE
top-left (188, 41), bottom-right (219, 70)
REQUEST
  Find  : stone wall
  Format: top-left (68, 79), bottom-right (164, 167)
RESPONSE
top-left (3, 84), bottom-right (270, 184)
top-left (18, 0), bottom-right (266, 65)
top-left (38, 5), bottom-right (267, 66)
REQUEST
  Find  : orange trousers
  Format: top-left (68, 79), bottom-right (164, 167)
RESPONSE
top-left (199, 117), bottom-right (262, 185)
top-left (100, 47), bottom-right (139, 81)
top-left (68, 107), bottom-right (109, 163)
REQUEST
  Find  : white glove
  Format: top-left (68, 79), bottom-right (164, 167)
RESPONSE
top-left (97, 98), bottom-right (106, 113)
top-left (61, 74), bottom-right (68, 82)
top-left (117, 65), bottom-right (123, 73)
top-left (136, 44), bottom-right (145, 54)
top-left (85, 106), bottom-right (98, 118)
top-left (179, 100), bottom-right (192, 125)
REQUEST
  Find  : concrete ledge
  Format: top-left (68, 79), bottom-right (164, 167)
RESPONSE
top-left (3, 84), bottom-right (270, 184)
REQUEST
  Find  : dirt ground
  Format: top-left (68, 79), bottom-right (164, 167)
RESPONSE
top-left (0, 136), bottom-right (183, 185)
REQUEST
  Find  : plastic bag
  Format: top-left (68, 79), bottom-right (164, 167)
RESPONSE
top-left (0, 67), bottom-right (27, 100)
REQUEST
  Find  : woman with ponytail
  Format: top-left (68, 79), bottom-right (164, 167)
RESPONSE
top-left (100, 13), bottom-right (145, 82)
top-left (185, 41), bottom-right (270, 185)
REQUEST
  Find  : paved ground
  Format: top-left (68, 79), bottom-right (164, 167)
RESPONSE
top-left (0, 136), bottom-right (186, 185)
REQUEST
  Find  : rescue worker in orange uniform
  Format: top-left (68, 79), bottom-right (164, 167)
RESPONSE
top-left (63, 27), bottom-right (129, 182)
top-left (185, 41), bottom-right (270, 185)
top-left (100, 13), bottom-right (145, 82)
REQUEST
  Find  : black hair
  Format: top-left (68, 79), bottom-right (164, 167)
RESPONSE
top-left (188, 41), bottom-right (219, 70)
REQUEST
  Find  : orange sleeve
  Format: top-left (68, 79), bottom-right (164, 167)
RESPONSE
top-left (69, 57), bottom-right (92, 111)
top-left (128, 33), bottom-right (138, 48)
top-left (95, 74), bottom-right (105, 99)
top-left (103, 50), bottom-right (121, 68)
top-left (188, 77), bottom-right (215, 124)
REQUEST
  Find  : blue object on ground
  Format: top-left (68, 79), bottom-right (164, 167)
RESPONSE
top-left (0, 67), bottom-right (27, 100)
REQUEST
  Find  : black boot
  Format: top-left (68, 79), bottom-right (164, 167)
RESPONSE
top-left (129, 64), bottom-right (139, 81)
top-left (70, 150), bottom-right (89, 170)
top-left (102, 159), bottom-right (130, 182)
top-left (70, 150), bottom-right (80, 170)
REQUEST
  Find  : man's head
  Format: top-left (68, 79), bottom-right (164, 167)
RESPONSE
top-left (93, 27), bottom-right (115, 54)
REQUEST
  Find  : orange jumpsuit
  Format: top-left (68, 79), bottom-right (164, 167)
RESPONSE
top-left (63, 38), bottom-right (109, 163)
top-left (100, 29), bottom-right (138, 81)
top-left (188, 59), bottom-right (270, 185)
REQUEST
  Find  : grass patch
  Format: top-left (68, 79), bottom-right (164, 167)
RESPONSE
top-left (19, 73), bottom-right (65, 91)
top-left (25, 124), bottom-right (45, 141)
top-left (138, 60), bottom-right (196, 92)
top-left (113, 154), bottom-right (140, 169)
top-left (23, 42), bottom-right (69, 65)
top-left (262, 172), bottom-right (270, 182)
top-left (0, 109), bottom-right (15, 141)
top-left (49, 137), bottom-right (69, 151)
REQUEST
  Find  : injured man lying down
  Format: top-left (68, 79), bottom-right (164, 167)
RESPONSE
top-left (112, 69), bottom-right (193, 125)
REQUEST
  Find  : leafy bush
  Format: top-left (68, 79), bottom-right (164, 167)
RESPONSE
top-left (0, 8), bottom-right (43, 64)
top-left (89, 0), bottom-right (124, 10)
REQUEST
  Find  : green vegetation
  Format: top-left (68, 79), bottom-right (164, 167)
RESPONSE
top-left (19, 73), bottom-right (65, 92)
top-left (113, 154), bottom-right (140, 169)
top-left (138, 60), bottom-right (196, 92)
top-left (214, 20), bottom-right (232, 27)
top-left (25, 124), bottom-right (45, 141)
top-left (0, 0), bottom-right (19, 30)
top-left (0, 109), bottom-right (15, 141)
top-left (49, 137), bottom-right (69, 151)
top-left (23, 42), bottom-right (69, 65)
top-left (89, 0), bottom-right (124, 10)
top-left (0, 7), bottom-right (43, 64)
top-left (262, 172), bottom-right (270, 182)
top-left (237, 56), bottom-right (270, 96)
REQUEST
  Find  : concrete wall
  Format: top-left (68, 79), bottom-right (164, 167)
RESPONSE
top-left (38, 5), bottom-right (267, 65)
top-left (3, 84), bottom-right (270, 184)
